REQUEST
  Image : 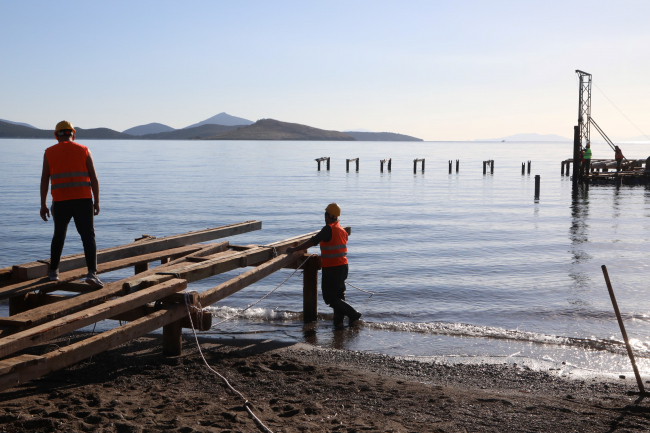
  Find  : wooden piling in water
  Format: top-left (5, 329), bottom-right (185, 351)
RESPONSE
top-left (527, 160), bottom-right (531, 174)
top-left (522, 163), bottom-right (525, 175)
top-left (449, 160), bottom-right (452, 174)
top-left (535, 175), bottom-right (540, 198)
top-left (456, 160), bottom-right (459, 173)
top-left (561, 161), bottom-right (565, 175)
top-left (302, 256), bottom-right (319, 323)
top-left (315, 157), bottom-right (330, 171)
top-left (380, 158), bottom-right (391, 173)
top-left (601, 265), bottom-right (646, 394)
top-left (483, 161), bottom-right (487, 175)
top-left (346, 158), bottom-right (359, 172)
top-left (413, 158), bottom-right (425, 173)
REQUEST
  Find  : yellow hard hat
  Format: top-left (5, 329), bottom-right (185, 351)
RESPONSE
top-left (325, 203), bottom-right (341, 217)
top-left (55, 120), bottom-right (76, 133)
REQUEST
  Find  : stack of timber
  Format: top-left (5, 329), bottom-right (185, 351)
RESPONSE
top-left (560, 157), bottom-right (650, 185)
top-left (0, 221), bottom-right (346, 393)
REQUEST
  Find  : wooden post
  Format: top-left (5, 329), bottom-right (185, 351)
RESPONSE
top-left (490, 160), bottom-right (494, 174)
top-left (534, 175), bottom-right (540, 198)
top-left (561, 161), bottom-right (565, 175)
top-left (162, 318), bottom-right (183, 356)
top-left (355, 159), bottom-right (359, 172)
top-left (601, 265), bottom-right (645, 394)
top-left (346, 159), bottom-right (350, 172)
top-left (134, 263), bottom-right (149, 275)
top-left (327, 157), bottom-right (330, 170)
top-left (483, 161), bottom-right (487, 174)
top-left (573, 125), bottom-right (581, 183)
top-left (388, 158), bottom-right (391, 171)
top-left (422, 159), bottom-right (425, 172)
top-left (161, 257), bottom-right (169, 264)
top-left (303, 257), bottom-right (319, 323)
top-left (9, 295), bottom-right (28, 316)
top-left (449, 160), bottom-right (452, 174)
top-left (380, 160), bottom-right (384, 173)
top-left (527, 160), bottom-right (531, 174)
top-left (456, 159), bottom-right (459, 173)
top-left (413, 159), bottom-right (417, 174)
top-left (566, 161), bottom-right (571, 176)
top-left (522, 163), bottom-right (525, 175)
top-left (317, 160), bottom-right (321, 171)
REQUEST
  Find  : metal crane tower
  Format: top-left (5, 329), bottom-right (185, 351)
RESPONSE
top-left (575, 69), bottom-right (617, 152)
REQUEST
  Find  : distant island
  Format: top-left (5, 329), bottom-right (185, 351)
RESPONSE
top-left (475, 133), bottom-right (571, 142)
top-left (0, 113), bottom-right (423, 141)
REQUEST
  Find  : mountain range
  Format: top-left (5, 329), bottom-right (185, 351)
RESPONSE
top-left (0, 113), bottom-right (423, 141)
top-left (475, 133), bottom-right (571, 142)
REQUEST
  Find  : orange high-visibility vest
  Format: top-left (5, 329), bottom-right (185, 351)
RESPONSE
top-left (319, 221), bottom-right (348, 268)
top-left (45, 141), bottom-right (92, 202)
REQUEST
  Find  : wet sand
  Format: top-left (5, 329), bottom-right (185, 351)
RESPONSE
top-left (0, 333), bottom-right (649, 432)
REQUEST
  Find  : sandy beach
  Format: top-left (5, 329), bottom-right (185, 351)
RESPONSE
top-left (0, 333), bottom-right (648, 432)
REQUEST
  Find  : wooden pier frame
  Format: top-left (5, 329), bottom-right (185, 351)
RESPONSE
top-left (413, 158), bottom-right (425, 173)
top-left (315, 156), bottom-right (330, 171)
top-left (346, 158), bottom-right (359, 172)
top-left (483, 160), bottom-right (494, 175)
top-left (380, 158), bottom-right (392, 173)
top-left (0, 222), bottom-right (350, 392)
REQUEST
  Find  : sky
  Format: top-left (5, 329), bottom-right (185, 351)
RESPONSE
top-left (2, 0), bottom-right (650, 141)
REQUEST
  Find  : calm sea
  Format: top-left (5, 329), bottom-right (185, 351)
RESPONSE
top-left (2, 138), bottom-right (650, 375)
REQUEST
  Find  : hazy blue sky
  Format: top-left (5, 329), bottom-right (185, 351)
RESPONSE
top-left (2, 1), bottom-right (649, 140)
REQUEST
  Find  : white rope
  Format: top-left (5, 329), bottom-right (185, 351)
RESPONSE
top-left (345, 281), bottom-right (375, 298)
top-left (209, 254), bottom-right (317, 329)
top-left (184, 293), bottom-right (273, 433)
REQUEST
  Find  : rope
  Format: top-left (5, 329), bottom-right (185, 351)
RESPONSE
top-left (345, 281), bottom-right (375, 298)
top-left (594, 82), bottom-right (650, 142)
top-left (209, 254), bottom-right (317, 329)
top-left (184, 293), bottom-right (273, 433)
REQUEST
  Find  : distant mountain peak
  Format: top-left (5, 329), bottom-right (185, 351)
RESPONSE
top-left (183, 112), bottom-right (253, 129)
top-left (0, 118), bottom-right (37, 129)
top-left (122, 122), bottom-right (174, 136)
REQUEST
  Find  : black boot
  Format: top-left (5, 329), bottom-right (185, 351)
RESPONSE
top-left (331, 299), bottom-right (360, 325)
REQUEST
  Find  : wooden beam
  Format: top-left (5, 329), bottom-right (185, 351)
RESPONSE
top-left (109, 305), bottom-right (212, 331)
top-left (0, 244), bottom-right (203, 301)
top-left (0, 279), bottom-right (187, 359)
top-left (12, 221), bottom-right (261, 280)
top-left (0, 253), bottom-right (300, 392)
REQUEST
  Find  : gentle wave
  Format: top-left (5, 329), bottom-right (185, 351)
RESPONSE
top-left (204, 306), bottom-right (650, 358)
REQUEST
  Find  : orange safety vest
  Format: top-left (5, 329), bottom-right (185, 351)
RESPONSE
top-left (45, 141), bottom-right (92, 202)
top-left (319, 221), bottom-right (348, 268)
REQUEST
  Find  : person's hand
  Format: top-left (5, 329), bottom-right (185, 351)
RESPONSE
top-left (40, 205), bottom-right (50, 221)
top-left (93, 202), bottom-right (100, 216)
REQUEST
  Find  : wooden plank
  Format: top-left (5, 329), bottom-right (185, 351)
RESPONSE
top-left (0, 279), bottom-right (187, 359)
top-left (0, 244), bottom-right (203, 301)
top-left (13, 221), bottom-right (261, 280)
top-left (0, 253), bottom-right (298, 392)
top-left (0, 354), bottom-right (45, 376)
top-left (109, 305), bottom-right (212, 330)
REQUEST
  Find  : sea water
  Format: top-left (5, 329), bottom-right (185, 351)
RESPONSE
top-left (2, 138), bottom-right (650, 375)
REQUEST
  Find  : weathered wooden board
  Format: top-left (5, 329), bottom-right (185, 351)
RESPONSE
top-left (0, 253), bottom-right (297, 392)
top-left (0, 244), bottom-right (203, 301)
top-left (12, 221), bottom-right (261, 280)
top-left (0, 279), bottom-right (187, 359)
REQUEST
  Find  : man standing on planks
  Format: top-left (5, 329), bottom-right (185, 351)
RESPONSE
top-left (287, 203), bottom-right (361, 328)
top-left (40, 121), bottom-right (104, 287)
top-left (582, 143), bottom-right (592, 176)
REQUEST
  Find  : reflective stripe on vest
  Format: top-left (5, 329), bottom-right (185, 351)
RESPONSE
top-left (319, 221), bottom-right (348, 267)
top-left (45, 141), bottom-right (93, 202)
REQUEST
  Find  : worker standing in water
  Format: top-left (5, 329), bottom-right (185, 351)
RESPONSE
top-left (287, 203), bottom-right (361, 328)
top-left (582, 143), bottom-right (592, 175)
top-left (40, 121), bottom-right (103, 287)
top-left (615, 145), bottom-right (624, 172)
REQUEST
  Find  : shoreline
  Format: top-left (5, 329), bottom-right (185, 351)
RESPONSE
top-left (0, 334), bottom-right (648, 432)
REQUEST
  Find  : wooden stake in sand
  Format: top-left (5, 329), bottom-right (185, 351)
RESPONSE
top-left (601, 265), bottom-right (645, 394)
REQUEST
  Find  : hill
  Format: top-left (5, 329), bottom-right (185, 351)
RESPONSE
top-left (123, 123), bottom-right (174, 136)
top-left (184, 112), bottom-right (254, 129)
top-left (206, 119), bottom-right (355, 141)
top-left (0, 118), bottom-right (37, 129)
top-left (138, 124), bottom-right (242, 140)
top-left (476, 133), bottom-right (570, 142)
top-left (344, 131), bottom-right (422, 141)
top-left (0, 120), bottom-right (133, 139)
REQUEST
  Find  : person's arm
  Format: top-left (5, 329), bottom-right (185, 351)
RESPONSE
top-left (40, 155), bottom-right (50, 221)
top-left (286, 238), bottom-right (317, 254)
top-left (86, 151), bottom-right (100, 216)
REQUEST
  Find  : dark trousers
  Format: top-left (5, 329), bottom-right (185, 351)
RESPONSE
top-left (582, 159), bottom-right (591, 175)
top-left (321, 264), bottom-right (358, 321)
top-left (617, 159), bottom-right (623, 172)
top-left (51, 198), bottom-right (97, 273)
